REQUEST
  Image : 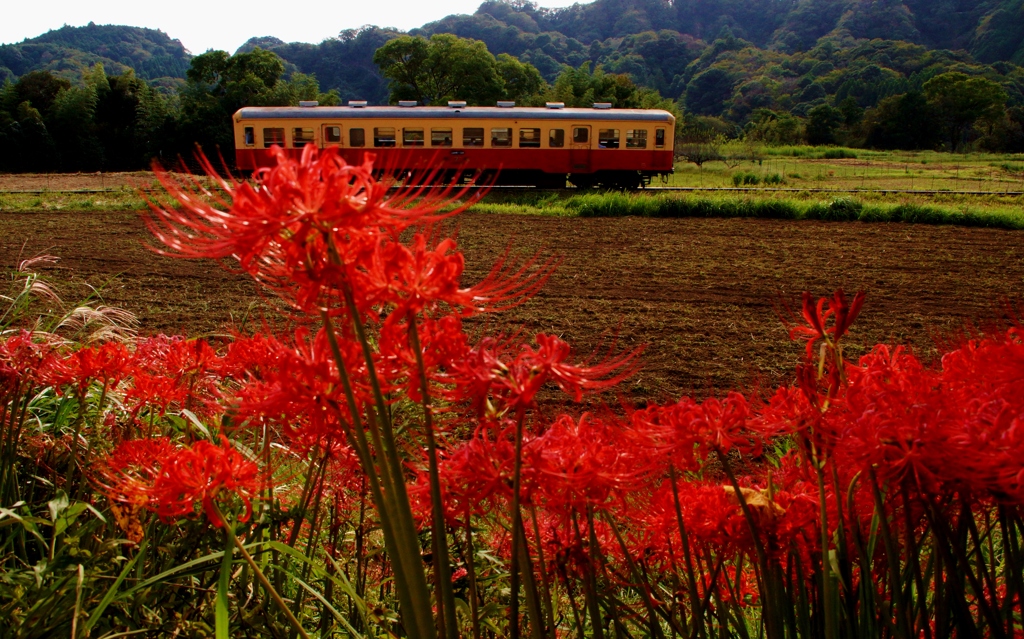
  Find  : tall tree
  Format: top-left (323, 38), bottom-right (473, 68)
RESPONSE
top-left (805, 103), bottom-right (843, 145)
top-left (178, 48), bottom-right (338, 160)
top-left (864, 91), bottom-right (940, 150)
top-left (374, 34), bottom-right (544, 105)
top-left (923, 72), bottom-right (1008, 151)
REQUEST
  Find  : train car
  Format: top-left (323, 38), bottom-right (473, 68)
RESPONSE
top-left (232, 101), bottom-right (675, 188)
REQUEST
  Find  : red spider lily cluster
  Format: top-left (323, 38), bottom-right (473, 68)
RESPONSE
top-left (4, 146), bottom-right (1023, 638)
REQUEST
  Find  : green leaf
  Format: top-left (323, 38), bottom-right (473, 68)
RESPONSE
top-left (54, 502), bottom-right (88, 536)
top-left (48, 491), bottom-right (70, 522)
top-left (180, 409), bottom-right (212, 440)
top-left (291, 574), bottom-right (364, 639)
top-left (0, 506), bottom-right (47, 543)
top-left (118, 541), bottom-right (270, 599)
top-left (216, 532), bottom-right (234, 639)
top-left (84, 542), bottom-right (145, 632)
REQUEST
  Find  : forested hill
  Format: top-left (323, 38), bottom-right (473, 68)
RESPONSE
top-left (4, 0), bottom-right (1024, 172)
top-left (442, 0), bottom-right (1024, 62)
top-left (0, 24), bottom-right (190, 87)
top-left (4, 1), bottom-right (1024, 97)
top-left (410, 0), bottom-right (1024, 78)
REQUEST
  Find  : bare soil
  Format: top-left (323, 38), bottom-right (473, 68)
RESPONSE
top-left (2, 208), bottom-right (1022, 403)
top-left (0, 172), bottom-right (157, 192)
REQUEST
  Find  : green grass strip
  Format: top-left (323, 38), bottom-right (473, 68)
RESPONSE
top-left (555, 193), bottom-right (1024, 230)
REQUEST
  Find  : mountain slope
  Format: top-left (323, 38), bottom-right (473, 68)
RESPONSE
top-left (0, 23), bottom-right (191, 84)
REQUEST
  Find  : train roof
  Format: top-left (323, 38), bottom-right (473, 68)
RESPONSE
top-left (235, 106), bottom-right (675, 122)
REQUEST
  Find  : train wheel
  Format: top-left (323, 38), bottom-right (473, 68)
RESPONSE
top-left (568, 174), bottom-right (595, 189)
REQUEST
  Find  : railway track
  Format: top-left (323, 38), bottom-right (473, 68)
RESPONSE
top-left (3, 186), bottom-right (1022, 196)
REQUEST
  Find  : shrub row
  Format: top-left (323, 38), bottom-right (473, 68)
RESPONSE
top-left (731, 172), bottom-right (785, 186)
top-left (565, 193), bottom-right (1024, 229)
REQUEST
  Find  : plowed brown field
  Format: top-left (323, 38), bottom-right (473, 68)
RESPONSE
top-left (2, 208), bottom-right (1022, 403)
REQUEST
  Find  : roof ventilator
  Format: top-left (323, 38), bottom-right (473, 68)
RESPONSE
top-left (349, 100), bottom-right (367, 108)
top-left (448, 100), bottom-right (467, 108)
top-left (593, 102), bottom-right (612, 109)
top-left (497, 101), bottom-right (515, 108)
top-left (398, 100), bottom-right (418, 107)
top-left (299, 101), bottom-right (319, 108)
top-left (546, 102), bottom-right (565, 109)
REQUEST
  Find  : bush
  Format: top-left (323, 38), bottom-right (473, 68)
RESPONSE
top-left (821, 148), bottom-right (858, 159)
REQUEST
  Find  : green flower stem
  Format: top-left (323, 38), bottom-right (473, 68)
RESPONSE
top-left (321, 310), bottom-right (425, 638)
top-left (213, 504), bottom-right (311, 639)
top-left (326, 235), bottom-right (435, 637)
top-left (408, 315), bottom-right (458, 639)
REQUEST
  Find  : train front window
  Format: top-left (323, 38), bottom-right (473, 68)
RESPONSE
top-left (572, 127), bottom-right (589, 144)
top-left (491, 128), bottom-right (512, 147)
top-left (463, 128), bottom-right (484, 147)
top-left (655, 128), bottom-right (666, 148)
top-left (626, 129), bottom-right (647, 149)
top-left (432, 129), bottom-right (453, 147)
top-left (598, 129), bottom-right (620, 149)
top-left (293, 128), bottom-right (315, 147)
top-left (403, 128), bottom-right (424, 146)
top-left (549, 129), bottom-right (565, 148)
top-left (263, 128), bottom-right (285, 148)
top-left (374, 127), bottom-right (396, 147)
top-left (350, 128), bottom-right (365, 147)
top-left (325, 126), bottom-right (342, 144)
top-left (244, 127), bottom-right (254, 146)
top-left (518, 128), bottom-right (541, 148)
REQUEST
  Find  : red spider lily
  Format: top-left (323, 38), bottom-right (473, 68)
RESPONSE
top-left (122, 336), bottom-right (224, 419)
top-left (789, 289), bottom-right (865, 359)
top-left (449, 332), bottom-right (641, 414)
top-left (0, 330), bottom-right (68, 389)
top-left (95, 437), bottom-right (179, 505)
top-left (832, 329), bottom-right (1024, 504)
top-left (97, 435), bottom-right (261, 527)
top-left (231, 326), bottom-right (372, 449)
top-left (361, 233), bottom-right (556, 317)
top-left (57, 341), bottom-right (134, 395)
top-left (631, 391), bottom-right (756, 470)
top-left (144, 146), bottom-right (481, 314)
top-left (428, 418), bottom-right (521, 520)
top-left (377, 313), bottom-right (470, 403)
top-left (524, 413), bottom-right (655, 514)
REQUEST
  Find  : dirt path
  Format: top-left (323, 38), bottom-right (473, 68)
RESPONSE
top-left (2, 209), bottom-right (1022, 402)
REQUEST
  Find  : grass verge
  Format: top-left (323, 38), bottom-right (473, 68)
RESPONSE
top-left (472, 191), bottom-right (1024, 230)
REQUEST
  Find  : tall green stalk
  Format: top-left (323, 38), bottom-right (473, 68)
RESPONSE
top-left (408, 316), bottom-right (459, 639)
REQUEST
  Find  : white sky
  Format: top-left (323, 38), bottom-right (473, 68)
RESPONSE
top-left (4, 0), bottom-right (590, 55)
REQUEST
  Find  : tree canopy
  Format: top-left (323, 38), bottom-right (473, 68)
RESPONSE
top-left (373, 34), bottom-right (543, 105)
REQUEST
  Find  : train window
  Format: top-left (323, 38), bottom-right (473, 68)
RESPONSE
top-left (549, 129), bottom-right (565, 148)
top-left (350, 128), bottom-right (365, 147)
top-left (572, 127), bottom-right (589, 144)
top-left (293, 128), bottom-right (315, 147)
top-left (463, 128), bottom-right (484, 147)
top-left (518, 128), bottom-right (541, 148)
top-left (598, 129), bottom-right (620, 149)
top-left (325, 126), bottom-right (342, 144)
top-left (655, 128), bottom-right (666, 148)
top-left (403, 128), bottom-right (425, 147)
top-left (374, 127), bottom-right (396, 147)
top-left (263, 128), bottom-right (285, 148)
top-left (626, 130), bottom-right (648, 149)
top-left (431, 129), bottom-right (453, 147)
top-left (244, 127), bottom-right (255, 146)
top-left (491, 128), bottom-right (512, 147)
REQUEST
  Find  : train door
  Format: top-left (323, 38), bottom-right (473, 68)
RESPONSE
top-left (322, 124), bottom-right (342, 147)
top-left (570, 125), bottom-right (591, 172)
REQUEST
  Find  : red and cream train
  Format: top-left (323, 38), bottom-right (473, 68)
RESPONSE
top-left (232, 101), bottom-right (675, 188)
